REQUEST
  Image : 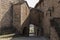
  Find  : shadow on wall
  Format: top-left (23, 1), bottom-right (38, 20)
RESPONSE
top-left (50, 18), bottom-right (60, 37)
top-left (14, 11), bottom-right (30, 36)
top-left (30, 8), bottom-right (44, 26)
top-left (0, 3), bottom-right (30, 36)
top-left (30, 8), bottom-right (44, 36)
top-left (0, 5), bottom-right (16, 35)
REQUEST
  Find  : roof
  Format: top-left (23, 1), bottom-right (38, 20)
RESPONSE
top-left (13, 1), bottom-right (29, 8)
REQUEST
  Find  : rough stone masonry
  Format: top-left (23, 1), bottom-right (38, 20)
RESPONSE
top-left (0, 0), bottom-right (22, 34)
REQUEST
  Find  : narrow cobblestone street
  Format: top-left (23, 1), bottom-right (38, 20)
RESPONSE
top-left (11, 37), bottom-right (48, 40)
top-left (0, 34), bottom-right (48, 40)
top-left (0, 37), bottom-right (48, 40)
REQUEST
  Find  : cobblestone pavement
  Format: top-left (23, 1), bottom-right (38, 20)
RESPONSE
top-left (0, 34), bottom-right (49, 40)
top-left (0, 37), bottom-right (49, 40)
top-left (12, 37), bottom-right (49, 40)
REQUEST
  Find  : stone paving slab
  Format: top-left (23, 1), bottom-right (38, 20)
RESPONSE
top-left (0, 37), bottom-right (48, 40)
top-left (0, 34), bottom-right (49, 40)
top-left (11, 37), bottom-right (48, 40)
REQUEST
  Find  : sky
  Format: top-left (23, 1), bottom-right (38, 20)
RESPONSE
top-left (25, 0), bottom-right (39, 8)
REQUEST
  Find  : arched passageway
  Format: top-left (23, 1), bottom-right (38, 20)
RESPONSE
top-left (22, 24), bottom-right (43, 37)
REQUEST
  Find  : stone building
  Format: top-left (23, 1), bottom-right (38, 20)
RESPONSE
top-left (35, 0), bottom-right (60, 40)
top-left (0, 0), bottom-right (24, 34)
top-left (13, 1), bottom-right (30, 36)
top-left (0, 0), bottom-right (60, 40)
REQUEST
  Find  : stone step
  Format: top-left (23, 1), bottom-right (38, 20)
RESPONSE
top-left (0, 33), bottom-right (15, 38)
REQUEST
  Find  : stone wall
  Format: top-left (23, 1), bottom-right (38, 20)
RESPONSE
top-left (35, 0), bottom-right (60, 40)
top-left (30, 8), bottom-right (43, 26)
top-left (13, 1), bottom-right (30, 34)
top-left (35, 0), bottom-right (51, 36)
top-left (30, 8), bottom-right (44, 36)
top-left (50, 27), bottom-right (59, 40)
top-left (0, 0), bottom-right (22, 34)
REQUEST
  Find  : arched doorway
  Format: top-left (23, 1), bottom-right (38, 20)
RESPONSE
top-left (29, 24), bottom-right (43, 37)
top-left (22, 24), bottom-right (43, 37)
top-left (29, 24), bottom-right (35, 36)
